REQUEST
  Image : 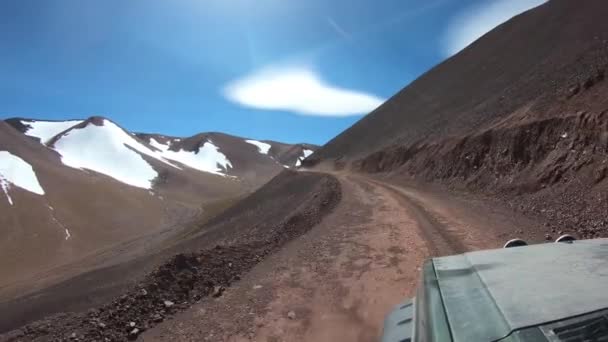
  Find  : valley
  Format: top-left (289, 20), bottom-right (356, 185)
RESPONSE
top-left (0, 117), bottom-right (316, 322)
top-left (2, 1), bottom-right (608, 341)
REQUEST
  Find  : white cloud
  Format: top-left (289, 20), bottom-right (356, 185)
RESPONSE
top-left (223, 67), bottom-right (385, 117)
top-left (443, 0), bottom-right (547, 56)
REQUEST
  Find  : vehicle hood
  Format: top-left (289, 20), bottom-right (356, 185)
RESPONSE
top-left (433, 239), bottom-right (608, 342)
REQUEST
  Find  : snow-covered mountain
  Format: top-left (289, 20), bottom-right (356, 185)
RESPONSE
top-left (6, 117), bottom-right (317, 190)
top-left (0, 116), bottom-right (317, 291)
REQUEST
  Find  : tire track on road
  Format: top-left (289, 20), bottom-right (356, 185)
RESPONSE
top-left (355, 176), bottom-right (469, 257)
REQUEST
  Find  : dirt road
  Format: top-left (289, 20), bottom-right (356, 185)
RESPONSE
top-left (142, 173), bottom-right (538, 342)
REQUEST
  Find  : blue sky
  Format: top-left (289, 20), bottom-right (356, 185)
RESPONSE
top-left (0, 0), bottom-right (545, 145)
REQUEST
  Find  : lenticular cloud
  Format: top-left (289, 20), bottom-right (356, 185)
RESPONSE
top-left (223, 67), bottom-right (385, 117)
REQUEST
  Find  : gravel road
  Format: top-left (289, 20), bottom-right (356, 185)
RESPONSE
top-left (142, 173), bottom-right (537, 341)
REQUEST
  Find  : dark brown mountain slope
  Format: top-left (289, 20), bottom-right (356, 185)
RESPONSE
top-left (310, 0), bottom-right (608, 161)
top-left (308, 0), bottom-right (608, 239)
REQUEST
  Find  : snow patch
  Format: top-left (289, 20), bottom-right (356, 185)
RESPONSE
top-left (302, 149), bottom-right (314, 158)
top-left (1, 179), bottom-right (13, 205)
top-left (0, 151), bottom-right (45, 205)
top-left (245, 140), bottom-right (271, 155)
top-left (295, 149), bottom-right (314, 168)
top-left (159, 141), bottom-right (232, 175)
top-left (53, 120), bottom-right (171, 189)
top-left (147, 137), bottom-right (232, 176)
top-left (149, 138), bottom-right (170, 151)
top-left (47, 203), bottom-right (72, 240)
top-left (22, 119), bottom-right (234, 187)
top-left (22, 120), bottom-right (83, 144)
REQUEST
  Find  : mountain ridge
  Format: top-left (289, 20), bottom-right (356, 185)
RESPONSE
top-left (0, 115), bottom-right (318, 299)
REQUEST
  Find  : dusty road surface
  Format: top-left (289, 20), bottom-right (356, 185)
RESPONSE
top-left (142, 173), bottom-right (539, 342)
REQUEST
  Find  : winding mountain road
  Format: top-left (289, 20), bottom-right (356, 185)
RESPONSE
top-left (143, 172), bottom-right (538, 342)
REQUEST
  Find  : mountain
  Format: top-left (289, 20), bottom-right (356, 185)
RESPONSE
top-left (311, 0), bottom-right (608, 162)
top-left (308, 0), bottom-right (608, 239)
top-left (134, 131), bottom-right (316, 188)
top-left (0, 116), bottom-right (316, 296)
top-left (8, 1), bottom-right (608, 340)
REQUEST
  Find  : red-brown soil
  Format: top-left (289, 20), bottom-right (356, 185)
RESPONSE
top-left (1, 171), bottom-right (544, 342)
top-left (0, 171), bottom-right (340, 341)
top-left (141, 173), bottom-right (540, 341)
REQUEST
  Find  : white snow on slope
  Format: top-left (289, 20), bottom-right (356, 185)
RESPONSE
top-left (149, 138), bottom-right (170, 151)
top-left (146, 137), bottom-right (232, 175)
top-left (21, 118), bottom-right (235, 187)
top-left (53, 120), bottom-right (168, 189)
top-left (245, 139), bottom-right (271, 155)
top-left (302, 149), bottom-right (314, 158)
top-left (159, 141), bottom-right (232, 175)
top-left (48, 207), bottom-right (71, 240)
top-left (0, 151), bottom-right (45, 205)
top-left (0, 179), bottom-right (12, 205)
top-left (98, 125), bottom-right (179, 169)
top-left (22, 120), bottom-right (83, 144)
top-left (295, 149), bottom-right (314, 168)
